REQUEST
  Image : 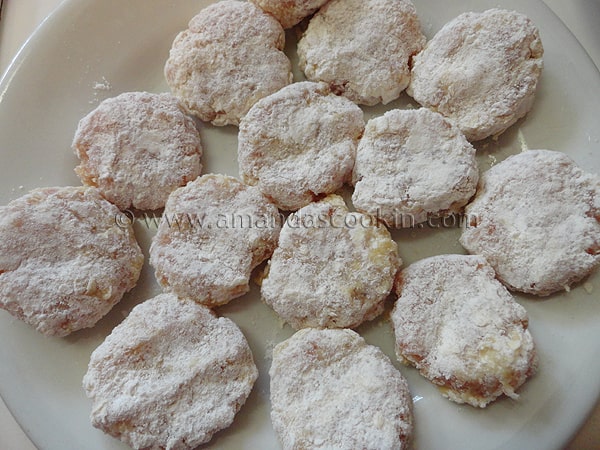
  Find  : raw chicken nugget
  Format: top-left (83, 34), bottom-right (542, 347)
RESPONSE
top-left (261, 195), bottom-right (399, 329)
top-left (150, 174), bottom-right (281, 307)
top-left (270, 328), bottom-right (413, 450)
top-left (164, 0), bottom-right (292, 126)
top-left (238, 81), bottom-right (364, 211)
top-left (352, 108), bottom-right (478, 228)
top-left (460, 150), bottom-right (600, 296)
top-left (250, 0), bottom-right (329, 29)
top-left (391, 254), bottom-right (537, 408)
top-left (83, 293), bottom-right (258, 450)
top-left (297, 0), bottom-right (426, 105)
top-left (0, 186), bottom-right (143, 337)
top-left (73, 92), bottom-right (202, 211)
top-left (408, 9), bottom-right (543, 141)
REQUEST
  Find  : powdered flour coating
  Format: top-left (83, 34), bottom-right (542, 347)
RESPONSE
top-left (0, 186), bottom-right (143, 336)
top-left (250, 0), bottom-right (329, 28)
top-left (238, 81), bottom-right (364, 211)
top-left (150, 174), bottom-right (281, 307)
top-left (352, 108), bottom-right (478, 228)
top-left (270, 328), bottom-right (413, 449)
top-left (408, 9), bottom-right (543, 141)
top-left (460, 150), bottom-right (600, 296)
top-left (165, 0), bottom-right (292, 126)
top-left (298, 0), bottom-right (425, 105)
top-left (392, 254), bottom-right (537, 407)
top-left (73, 92), bottom-right (202, 211)
top-left (83, 293), bottom-right (258, 449)
top-left (261, 195), bottom-right (399, 329)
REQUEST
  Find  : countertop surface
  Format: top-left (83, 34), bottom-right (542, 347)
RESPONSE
top-left (0, 0), bottom-right (599, 449)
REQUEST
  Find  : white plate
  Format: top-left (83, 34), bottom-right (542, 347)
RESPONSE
top-left (0, 0), bottom-right (599, 449)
